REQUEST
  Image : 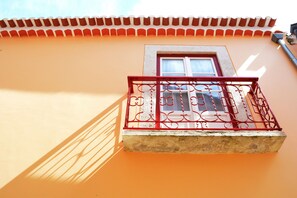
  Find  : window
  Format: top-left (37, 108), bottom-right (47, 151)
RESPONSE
top-left (141, 46), bottom-right (238, 129)
top-left (157, 54), bottom-right (230, 128)
top-left (159, 54), bottom-right (224, 110)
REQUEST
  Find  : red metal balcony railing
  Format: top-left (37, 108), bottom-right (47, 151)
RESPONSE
top-left (124, 76), bottom-right (282, 131)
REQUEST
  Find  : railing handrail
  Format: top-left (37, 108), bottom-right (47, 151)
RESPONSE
top-left (128, 76), bottom-right (259, 93)
top-left (128, 75), bottom-right (259, 82)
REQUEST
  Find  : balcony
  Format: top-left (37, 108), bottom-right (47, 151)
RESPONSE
top-left (122, 76), bottom-right (286, 153)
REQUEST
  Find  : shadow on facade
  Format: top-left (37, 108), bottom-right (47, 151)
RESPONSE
top-left (0, 95), bottom-right (126, 197)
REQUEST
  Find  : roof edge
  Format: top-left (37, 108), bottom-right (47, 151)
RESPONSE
top-left (0, 16), bottom-right (281, 38)
top-left (0, 16), bottom-right (277, 28)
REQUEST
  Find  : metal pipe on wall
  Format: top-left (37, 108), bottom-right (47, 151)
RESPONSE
top-left (271, 33), bottom-right (297, 68)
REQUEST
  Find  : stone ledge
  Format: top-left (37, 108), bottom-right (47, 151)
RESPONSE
top-left (122, 130), bottom-right (286, 154)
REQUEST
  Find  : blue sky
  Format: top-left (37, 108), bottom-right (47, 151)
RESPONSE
top-left (0, 0), bottom-right (295, 32)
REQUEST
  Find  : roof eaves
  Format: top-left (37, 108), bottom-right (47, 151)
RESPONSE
top-left (0, 16), bottom-right (280, 38)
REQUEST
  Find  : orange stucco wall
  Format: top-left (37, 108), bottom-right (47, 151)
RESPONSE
top-left (0, 36), bottom-right (297, 198)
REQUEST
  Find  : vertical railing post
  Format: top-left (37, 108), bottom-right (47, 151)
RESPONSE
top-left (124, 77), bottom-right (133, 129)
top-left (155, 77), bottom-right (161, 129)
top-left (220, 81), bottom-right (239, 129)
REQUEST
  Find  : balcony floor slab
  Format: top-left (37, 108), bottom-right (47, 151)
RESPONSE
top-left (122, 130), bottom-right (286, 154)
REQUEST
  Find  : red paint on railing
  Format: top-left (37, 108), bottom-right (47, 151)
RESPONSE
top-left (124, 76), bottom-right (281, 131)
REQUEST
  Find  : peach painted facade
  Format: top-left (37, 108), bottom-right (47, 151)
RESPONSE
top-left (0, 17), bottom-right (297, 197)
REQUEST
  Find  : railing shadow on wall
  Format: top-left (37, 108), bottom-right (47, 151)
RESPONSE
top-left (0, 95), bottom-right (126, 197)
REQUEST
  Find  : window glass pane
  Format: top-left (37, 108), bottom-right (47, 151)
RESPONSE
top-left (196, 92), bottom-right (224, 111)
top-left (190, 59), bottom-right (215, 73)
top-left (161, 73), bottom-right (185, 76)
top-left (162, 92), bottom-right (190, 111)
top-left (163, 84), bottom-right (187, 91)
top-left (209, 85), bottom-right (220, 91)
top-left (162, 59), bottom-right (185, 73)
top-left (192, 73), bottom-right (216, 77)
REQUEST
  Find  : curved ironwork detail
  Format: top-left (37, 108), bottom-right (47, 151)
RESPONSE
top-left (124, 76), bottom-right (282, 131)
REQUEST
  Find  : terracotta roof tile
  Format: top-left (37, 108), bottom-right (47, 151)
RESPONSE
top-left (248, 18), bottom-right (256, 27)
top-left (191, 18), bottom-right (199, 26)
top-left (88, 18), bottom-right (96, 26)
top-left (55, 30), bottom-right (64, 37)
top-left (244, 30), bottom-right (253, 36)
top-left (28, 29), bottom-right (37, 36)
top-left (196, 29), bottom-right (204, 36)
top-left (127, 28), bottom-right (135, 36)
top-left (52, 18), bottom-right (60, 26)
top-left (172, 17), bottom-right (179, 26)
top-left (16, 19), bottom-right (25, 27)
top-left (206, 29), bottom-right (214, 36)
top-left (202, 18), bottom-right (209, 26)
top-left (264, 30), bottom-right (272, 36)
top-left (61, 18), bottom-right (69, 26)
top-left (143, 17), bottom-right (150, 26)
top-left (162, 17), bottom-right (170, 26)
top-left (167, 28), bottom-right (175, 35)
top-left (215, 29), bottom-right (224, 36)
top-left (210, 18), bottom-right (218, 26)
top-left (254, 30), bottom-right (263, 36)
top-left (133, 17), bottom-right (141, 25)
top-left (157, 28), bottom-right (166, 35)
top-left (1, 30), bottom-right (10, 37)
top-left (65, 29), bottom-right (73, 36)
top-left (74, 29), bottom-right (83, 36)
top-left (225, 29), bottom-right (234, 36)
top-left (177, 28), bottom-right (185, 36)
top-left (36, 29), bottom-right (46, 36)
top-left (0, 20), bottom-right (7, 28)
top-left (113, 17), bottom-right (121, 25)
top-left (105, 17), bottom-right (113, 26)
top-left (8, 19), bottom-right (16, 27)
top-left (34, 19), bottom-right (43, 27)
top-left (19, 30), bottom-right (27, 37)
top-left (238, 18), bottom-right (247, 27)
top-left (186, 29), bottom-right (195, 36)
top-left (123, 17), bottom-right (131, 25)
top-left (79, 18), bottom-right (87, 26)
top-left (92, 28), bottom-right (101, 36)
top-left (147, 28), bottom-right (156, 36)
top-left (0, 16), bottom-right (279, 38)
top-left (182, 18), bottom-right (189, 26)
top-left (96, 17), bottom-right (104, 25)
top-left (229, 18), bottom-right (237, 27)
top-left (220, 18), bottom-right (228, 26)
top-left (268, 18), bottom-right (276, 27)
top-left (83, 28), bottom-right (92, 36)
top-left (153, 17), bottom-right (161, 26)
top-left (43, 19), bottom-right (51, 26)
top-left (110, 29), bottom-right (117, 36)
top-left (258, 18), bottom-right (266, 27)
top-left (235, 29), bottom-right (243, 36)
top-left (137, 28), bottom-right (146, 36)
top-left (101, 28), bottom-right (109, 36)
top-left (10, 30), bottom-right (18, 37)
top-left (46, 29), bottom-right (54, 36)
